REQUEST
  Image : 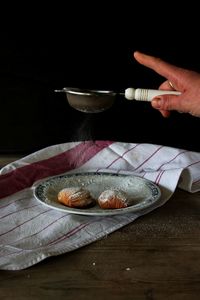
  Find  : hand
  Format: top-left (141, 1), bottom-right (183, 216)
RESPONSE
top-left (134, 51), bottom-right (200, 118)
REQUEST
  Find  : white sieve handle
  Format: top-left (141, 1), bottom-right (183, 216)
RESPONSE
top-left (125, 88), bottom-right (181, 101)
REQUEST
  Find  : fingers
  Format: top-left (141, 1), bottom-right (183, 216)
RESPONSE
top-left (134, 51), bottom-right (182, 83)
top-left (149, 90), bottom-right (171, 117)
top-left (159, 109), bottom-right (171, 118)
top-left (133, 51), bottom-right (192, 117)
top-left (159, 80), bottom-right (176, 91)
top-left (134, 51), bottom-right (184, 117)
top-left (151, 94), bottom-right (183, 112)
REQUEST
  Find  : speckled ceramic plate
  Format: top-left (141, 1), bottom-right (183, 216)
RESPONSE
top-left (33, 172), bottom-right (161, 216)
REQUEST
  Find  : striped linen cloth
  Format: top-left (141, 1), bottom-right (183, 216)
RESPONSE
top-left (1, 140), bottom-right (200, 270)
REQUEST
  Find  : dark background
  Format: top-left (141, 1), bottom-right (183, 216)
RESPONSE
top-left (1, 6), bottom-right (200, 154)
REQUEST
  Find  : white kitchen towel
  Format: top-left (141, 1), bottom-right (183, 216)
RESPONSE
top-left (1, 140), bottom-right (200, 270)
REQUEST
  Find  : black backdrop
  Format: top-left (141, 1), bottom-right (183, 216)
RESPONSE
top-left (1, 7), bottom-right (200, 154)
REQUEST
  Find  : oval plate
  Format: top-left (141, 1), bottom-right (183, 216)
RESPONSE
top-left (33, 172), bottom-right (161, 216)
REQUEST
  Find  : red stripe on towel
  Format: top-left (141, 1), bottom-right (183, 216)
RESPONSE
top-left (0, 141), bottom-right (113, 199)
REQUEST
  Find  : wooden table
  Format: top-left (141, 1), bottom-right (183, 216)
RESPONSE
top-left (1, 156), bottom-right (200, 299)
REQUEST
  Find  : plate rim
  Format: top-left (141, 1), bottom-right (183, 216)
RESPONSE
top-left (33, 171), bottom-right (161, 216)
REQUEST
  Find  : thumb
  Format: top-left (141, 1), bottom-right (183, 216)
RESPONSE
top-left (151, 94), bottom-right (182, 112)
